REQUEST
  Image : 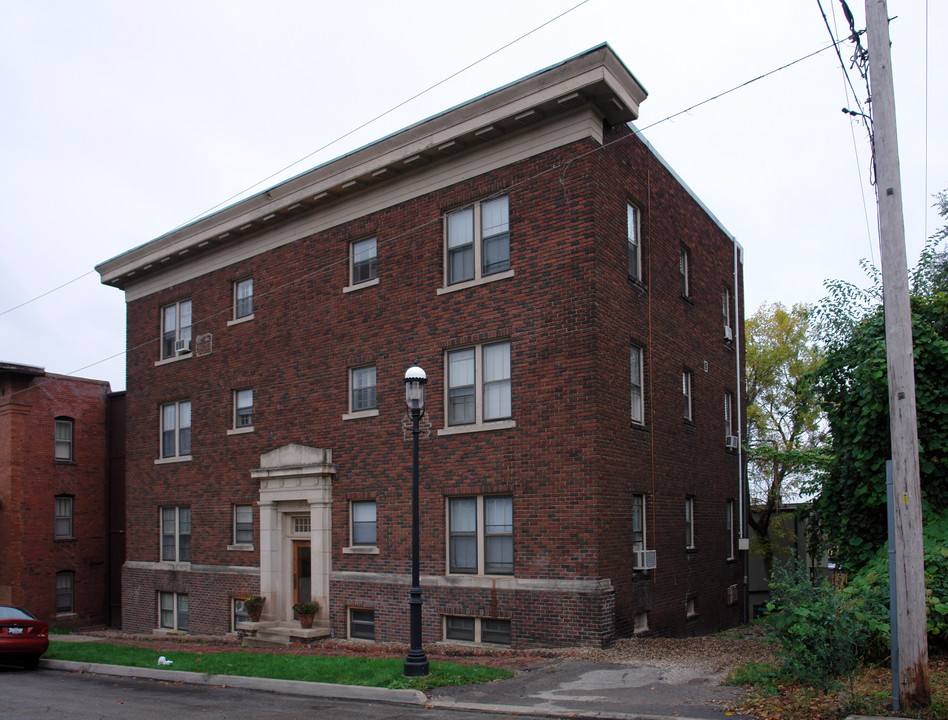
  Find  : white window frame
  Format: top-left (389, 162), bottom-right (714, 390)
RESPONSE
top-left (679, 248), bottom-right (690, 298)
top-left (161, 506), bottom-right (191, 563)
top-left (446, 495), bottom-right (513, 576)
top-left (233, 597), bottom-right (250, 630)
top-left (55, 571), bottom-right (74, 615)
top-left (630, 346), bottom-right (644, 424)
top-left (439, 341), bottom-right (514, 435)
top-left (682, 370), bottom-right (693, 422)
top-left (724, 391), bottom-right (735, 438)
top-left (443, 615), bottom-right (511, 646)
top-left (159, 400), bottom-right (191, 460)
top-left (631, 493), bottom-right (646, 553)
top-left (158, 591), bottom-right (189, 631)
top-left (439, 196), bottom-right (513, 294)
top-left (344, 365), bottom-right (378, 420)
top-left (722, 286), bottom-right (731, 334)
top-left (232, 504), bottom-right (253, 548)
top-left (685, 497), bottom-right (695, 549)
top-left (349, 237), bottom-right (378, 288)
top-left (55, 495), bottom-right (73, 538)
top-left (347, 499), bottom-right (378, 552)
top-left (160, 299), bottom-right (192, 360)
top-left (627, 203), bottom-right (641, 281)
top-left (348, 608), bottom-right (376, 640)
top-left (54, 418), bottom-right (73, 461)
top-left (229, 389), bottom-right (253, 433)
top-left (726, 500), bottom-right (735, 560)
top-left (231, 278), bottom-right (253, 322)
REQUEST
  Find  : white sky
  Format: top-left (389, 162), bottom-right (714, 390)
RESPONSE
top-left (2, 0), bottom-right (945, 392)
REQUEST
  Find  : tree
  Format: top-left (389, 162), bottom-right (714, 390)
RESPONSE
top-left (810, 194), bottom-right (948, 571)
top-left (745, 302), bottom-right (826, 579)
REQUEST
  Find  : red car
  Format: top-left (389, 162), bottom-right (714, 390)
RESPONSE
top-left (0, 606), bottom-right (49, 670)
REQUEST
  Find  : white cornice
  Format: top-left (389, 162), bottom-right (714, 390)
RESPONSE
top-left (97, 44), bottom-right (647, 293)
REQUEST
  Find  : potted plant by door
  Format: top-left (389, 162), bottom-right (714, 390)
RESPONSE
top-left (243, 595), bottom-right (266, 623)
top-left (292, 601), bottom-right (320, 629)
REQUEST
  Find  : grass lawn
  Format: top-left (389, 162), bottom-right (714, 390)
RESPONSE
top-left (45, 640), bottom-right (514, 692)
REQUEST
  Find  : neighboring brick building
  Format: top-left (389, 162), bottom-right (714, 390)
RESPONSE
top-left (96, 44), bottom-right (746, 648)
top-left (0, 362), bottom-right (125, 628)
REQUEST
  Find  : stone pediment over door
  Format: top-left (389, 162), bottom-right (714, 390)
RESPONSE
top-left (251, 444), bottom-right (335, 504)
top-left (251, 444), bottom-right (335, 626)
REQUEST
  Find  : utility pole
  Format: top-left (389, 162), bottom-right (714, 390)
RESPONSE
top-left (864, 0), bottom-right (930, 708)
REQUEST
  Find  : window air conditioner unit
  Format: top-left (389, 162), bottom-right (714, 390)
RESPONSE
top-left (174, 339), bottom-right (191, 354)
top-left (633, 549), bottom-right (657, 570)
top-left (725, 435), bottom-right (739, 450)
top-left (724, 325), bottom-right (733, 341)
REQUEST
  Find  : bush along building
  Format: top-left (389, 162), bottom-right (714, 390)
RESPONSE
top-left (0, 363), bottom-right (126, 629)
top-left (96, 44), bottom-right (746, 648)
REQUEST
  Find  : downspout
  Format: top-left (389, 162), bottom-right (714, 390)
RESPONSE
top-left (732, 237), bottom-right (747, 622)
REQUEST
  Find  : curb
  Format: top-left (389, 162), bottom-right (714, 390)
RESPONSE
top-left (428, 697), bottom-right (726, 720)
top-left (40, 659), bottom-right (427, 705)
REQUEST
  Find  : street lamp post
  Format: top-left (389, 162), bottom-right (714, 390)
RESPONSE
top-left (403, 364), bottom-right (429, 677)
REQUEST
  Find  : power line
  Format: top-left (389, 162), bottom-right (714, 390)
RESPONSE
top-left (8, 38), bottom-right (844, 400)
top-left (169, 0), bottom-right (593, 232)
top-left (0, 270), bottom-right (95, 316)
top-left (1, 0), bottom-right (591, 320)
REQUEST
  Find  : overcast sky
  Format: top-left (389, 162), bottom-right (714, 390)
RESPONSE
top-left (2, 1), bottom-right (945, 392)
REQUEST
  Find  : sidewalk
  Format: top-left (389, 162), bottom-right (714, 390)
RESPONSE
top-left (42, 637), bottom-right (915, 720)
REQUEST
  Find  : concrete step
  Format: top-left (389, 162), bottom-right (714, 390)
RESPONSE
top-left (240, 621), bottom-right (330, 649)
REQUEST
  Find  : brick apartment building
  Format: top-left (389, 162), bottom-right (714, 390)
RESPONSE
top-left (96, 44), bottom-right (746, 648)
top-left (0, 363), bottom-right (126, 628)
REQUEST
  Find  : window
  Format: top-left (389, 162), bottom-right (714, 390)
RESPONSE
top-left (444, 616), bottom-right (511, 646)
top-left (722, 286), bottom-right (731, 335)
top-left (160, 401), bottom-right (191, 458)
top-left (351, 237), bottom-right (377, 285)
top-left (448, 495), bottom-right (513, 575)
top-left (630, 346), bottom-right (644, 424)
top-left (351, 500), bottom-right (377, 546)
top-left (631, 494), bottom-right (646, 552)
top-left (349, 608), bottom-right (375, 640)
top-left (234, 389), bottom-right (253, 429)
top-left (627, 203), bottom-right (641, 280)
top-left (55, 496), bottom-right (73, 538)
top-left (686, 596), bottom-right (697, 617)
top-left (233, 598), bottom-right (250, 629)
top-left (234, 504), bottom-right (253, 545)
top-left (685, 497), bottom-right (695, 549)
top-left (682, 370), bottom-right (692, 421)
top-left (159, 592), bottom-right (189, 631)
top-left (350, 365), bottom-right (377, 413)
top-left (56, 572), bottom-right (74, 614)
top-left (161, 300), bottom-right (192, 359)
top-left (445, 341), bottom-right (511, 428)
top-left (446, 196), bottom-right (509, 286)
top-left (54, 418), bottom-right (73, 461)
top-left (679, 248), bottom-right (690, 298)
top-left (234, 278), bottom-right (253, 319)
top-left (726, 500), bottom-right (735, 560)
top-left (724, 391), bottom-right (735, 438)
top-left (161, 506), bottom-right (191, 562)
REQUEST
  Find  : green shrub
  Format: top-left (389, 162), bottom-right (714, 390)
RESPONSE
top-left (843, 509), bottom-right (948, 646)
top-left (767, 560), bottom-right (872, 687)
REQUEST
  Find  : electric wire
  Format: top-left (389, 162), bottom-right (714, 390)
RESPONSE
top-left (0, 270), bottom-right (95, 317)
top-left (827, 0), bottom-right (876, 265)
top-left (7, 38), bottom-right (845, 399)
top-left (1, 0), bottom-right (591, 321)
top-left (169, 0), bottom-right (592, 233)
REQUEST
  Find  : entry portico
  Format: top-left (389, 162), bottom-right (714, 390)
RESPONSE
top-left (251, 444), bottom-right (335, 627)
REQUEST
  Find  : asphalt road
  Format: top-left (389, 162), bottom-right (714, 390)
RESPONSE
top-left (0, 668), bottom-right (520, 720)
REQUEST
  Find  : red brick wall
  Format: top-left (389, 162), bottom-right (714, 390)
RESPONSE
top-left (120, 126), bottom-right (745, 645)
top-left (0, 372), bottom-right (111, 627)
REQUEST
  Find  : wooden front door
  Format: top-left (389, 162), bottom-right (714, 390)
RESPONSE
top-left (293, 541), bottom-right (312, 606)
